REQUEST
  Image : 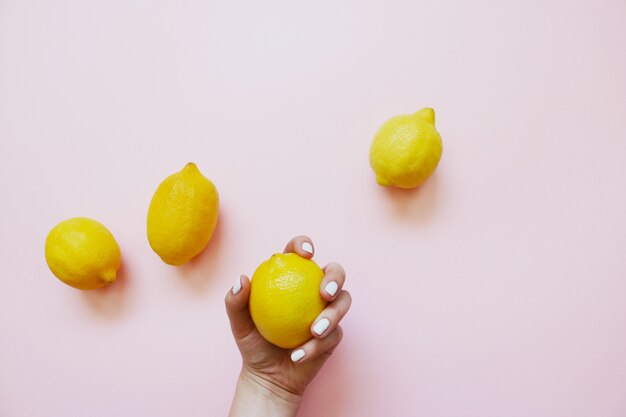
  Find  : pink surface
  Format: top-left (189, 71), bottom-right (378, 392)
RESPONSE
top-left (1, 1), bottom-right (626, 416)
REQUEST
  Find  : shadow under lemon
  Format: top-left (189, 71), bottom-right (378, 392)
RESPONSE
top-left (176, 213), bottom-right (226, 294)
top-left (377, 173), bottom-right (440, 225)
top-left (82, 260), bottom-right (130, 319)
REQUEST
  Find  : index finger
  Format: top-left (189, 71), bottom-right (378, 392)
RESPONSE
top-left (283, 235), bottom-right (314, 259)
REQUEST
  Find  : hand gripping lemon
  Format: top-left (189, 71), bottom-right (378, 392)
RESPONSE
top-left (369, 107), bottom-right (443, 188)
top-left (147, 163), bottom-right (219, 266)
top-left (249, 253), bottom-right (327, 349)
top-left (45, 217), bottom-right (121, 290)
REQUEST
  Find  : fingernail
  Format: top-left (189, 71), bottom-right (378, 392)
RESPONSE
top-left (324, 281), bottom-right (338, 297)
top-left (291, 349), bottom-right (305, 362)
top-left (232, 277), bottom-right (242, 295)
top-left (313, 318), bottom-right (330, 335)
top-left (301, 242), bottom-right (313, 255)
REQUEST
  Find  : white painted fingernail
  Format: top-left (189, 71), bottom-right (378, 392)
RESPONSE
top-left (313, 318), bottom-right (330, 335)
top-left (291, 349), bottom-right (305, 362)
top-left (301, 242), bottom-right (313, 254)
top-left (324, 281), bottom-right (338, 297)
top-left (232, 277), bottom-right (242, 295)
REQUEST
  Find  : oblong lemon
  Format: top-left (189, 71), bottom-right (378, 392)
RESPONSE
top-left (249, 253), bottom-right (327, 349)
top-left (45, 217), bottom-right (121, 290)
top-left (147, 162), bottom-right (219, 266)
top-left (369, 107), bottom-right (443, 189)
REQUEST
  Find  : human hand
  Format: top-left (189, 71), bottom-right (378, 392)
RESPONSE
top-left (226, 236), bottom-right (351, 417)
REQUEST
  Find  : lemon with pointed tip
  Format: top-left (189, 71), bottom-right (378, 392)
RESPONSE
top-left (369, 107), bottom-right (443, 188)
top-left (249, 253), bottom-right (327, 349)
top-left (45, 217), bottom-right (121, 290)
top-left (147, 162), bottom-right (219, 266)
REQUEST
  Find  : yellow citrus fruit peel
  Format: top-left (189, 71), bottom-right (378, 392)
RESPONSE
top-left (249, 253), bottom-right (327, 349)
top-left (45, 217), bottom-right (121, 290)
top-left (369, 107), bottom-right (443, 189)
top-left (147, 162), bottom-right (219, 266)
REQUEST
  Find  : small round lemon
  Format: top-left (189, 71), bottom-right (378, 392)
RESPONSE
top-left (147, 162), bottom-right (219, 266)
top-left (369, 107), bottom-right (443, 188)
top-left (45, 217), bottom-right (121, 290)
top-left (249, 253), bottom-right (327, 349)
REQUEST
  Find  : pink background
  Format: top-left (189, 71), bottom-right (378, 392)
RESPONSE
top-left (1, 1), bottom-right (626, 416)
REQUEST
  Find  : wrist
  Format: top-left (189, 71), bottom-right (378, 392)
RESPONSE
top-left (229, 368), bottom-right (302, 417)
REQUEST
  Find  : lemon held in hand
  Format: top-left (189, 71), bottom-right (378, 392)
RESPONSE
top-left (369, 107), bottom-right (443, 189)
top-left (249, 253), bottom-right (327, 349)
top-left (45, 217), bottom-right (121, 290)
top-left (147, 162), bottom-right (219, 266)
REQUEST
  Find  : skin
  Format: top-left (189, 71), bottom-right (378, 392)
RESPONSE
top-left (226, 236), bottom-right (352, 417)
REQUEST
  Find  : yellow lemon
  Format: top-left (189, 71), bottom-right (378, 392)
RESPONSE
top-left (147, 162), bottom-right (219, 266)
top-left (45, 217), bottom-right (121, 290)
top-left (369, 107), bottom-right (443, 188)
top-left (249, 253), bottom-right (327, 349)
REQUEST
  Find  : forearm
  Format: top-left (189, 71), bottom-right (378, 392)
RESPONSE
top-left (228, 369), bottom-right (302, 417)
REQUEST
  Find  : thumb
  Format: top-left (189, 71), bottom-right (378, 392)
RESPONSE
top-left (225, 275), bottom-right (256, 340)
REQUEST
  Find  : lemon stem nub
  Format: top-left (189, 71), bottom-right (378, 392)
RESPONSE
top-left (415, 107), bottom-right (435, 125)
top-left (183, 162), bottom-right (198, 173)
top-left (100, 269), bottom-right (117, 284)
top-left (376, 175), bottom-right (391, 187)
